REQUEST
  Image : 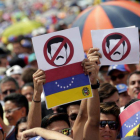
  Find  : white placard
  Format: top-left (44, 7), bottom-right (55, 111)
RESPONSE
top-left (91, 27), bottom-right (139, 65)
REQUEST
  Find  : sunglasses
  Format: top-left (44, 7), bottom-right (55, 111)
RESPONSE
top-left (100, 120), bottom-right (118, 130)
top-left (58, 128), bottom-right (71, 136)
top-left (111, 73), bottom-right (125, 81)
top-left (69, 113), bottom-right (78, 121)
top-left (2, 89), bottom-right (16, 95)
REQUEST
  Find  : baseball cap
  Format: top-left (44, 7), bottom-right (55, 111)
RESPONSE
top-left (6, 65), bottom-right (23, 76)
top-left (108, 65), bottom-right (130, 75)
top-left (116, 84), bottom-right (128, 94)
top-left (28, 53), bottom-right (36, 63)
top-left (20, 39), bottom-right (32, 48)
top-left (121, 136), bottom-right (140, 140)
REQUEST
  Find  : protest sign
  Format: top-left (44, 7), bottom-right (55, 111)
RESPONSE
top-left (91, 27), bottom-right (139, 65)
top-left (32, 27), bottom-right (92, 109)
top-left (120, 101), bottom-right (140, 138)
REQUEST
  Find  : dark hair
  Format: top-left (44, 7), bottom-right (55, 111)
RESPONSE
top-left (21, 67), bottom-right (37, 84)
top-left (127, 71), bottom-right (140, 85)
top-left (9, 56), bottom-right (26, 68)
top-left (106, 34), bottom-right (125, 48)
top-left (0, 103), bottom-right (3, 119)
top-left (15, 117), bottom-right (27, 140)
top-left (100, 102), bottom-right (120, 124)
top-left (0, 76), bottom-right (19, 92)
top-left (41, 113), bottom-right (70, 129)
top-left (47, 37), bottom-right (67, 56)
top-left (59, 101), bottom-right (81, 113)
top-left (124, 99), bottom-right (140, 109)
top-left (21, 82), bottom-right (34, 89)
top-left (99, 83), bottom-right (118, 102)
top-left (4, 93), bottom-right (29, 116)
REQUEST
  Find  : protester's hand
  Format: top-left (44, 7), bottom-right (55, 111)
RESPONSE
top-left (33, 69), bottom-right (46, 98)
top-left (87, 48), bottom-right (102, 64)
top-left (21, 128), bottom-right (37, 140)
top-left (82, 60), bottom-right (99, 85)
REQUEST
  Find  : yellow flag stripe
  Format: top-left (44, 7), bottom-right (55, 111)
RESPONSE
top-left (125, 124), bottom-right (139, 137)
top-left (46, 85), bottom-right (92, 108)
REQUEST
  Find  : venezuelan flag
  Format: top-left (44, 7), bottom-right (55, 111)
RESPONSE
top-left (120, 101), bottom-right (140, 138)
top-left (43, 62), bottom-right (92, 109)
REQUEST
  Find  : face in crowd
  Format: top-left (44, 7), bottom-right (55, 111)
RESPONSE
top-left (109, 70), bottom-right (128, 86)
top-left (4, 101), bottom-right (26, 126)
top-left (67, 104), bottom-right (79, 127)
top-left (0, 80), bottom-right (19, 101)
top-left (128, 72), bottom-right (140, 99)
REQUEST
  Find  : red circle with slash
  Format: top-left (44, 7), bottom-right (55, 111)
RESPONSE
top-left (44, 35), bottom-right (74, 67)
top-left (102, 32), bottom-right (131, 62)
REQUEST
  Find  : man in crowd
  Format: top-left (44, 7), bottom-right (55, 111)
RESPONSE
top-left (6, 65), bottom-right (24, 88)
top-left (127, 71), bottom-right (140, 99)
top-left (116, 84), bottom-right (131, 108)
top-left (99, 83), bottom-right (120, 107)
top-left (0, 76), bottom-right (20, 101)
top-left (108, 64), bottom-right (130, 86)
top-left (4, 93), bottom-right (28, 126)
top-left (100, 102), bottom-right (120, 140)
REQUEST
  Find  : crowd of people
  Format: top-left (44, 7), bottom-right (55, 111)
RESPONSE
top-left (0, 0), bottom-right (140, 140)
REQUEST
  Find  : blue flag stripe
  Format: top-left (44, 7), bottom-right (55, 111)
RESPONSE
top-left (43, 73), bottom-right (90, 96)
top-left (120, 111), bottom-right (140, 137)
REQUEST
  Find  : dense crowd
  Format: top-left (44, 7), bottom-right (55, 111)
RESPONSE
top-left (0, 0), bottom-right (140, 140)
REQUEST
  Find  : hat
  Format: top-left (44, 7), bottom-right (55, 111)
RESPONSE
top-left (121, 136), bottom-right (140, 140)
top-left (20, 39), bottom-right (32, 48)
top-left (116, 84), bottom-right (128, 94)
top-left (6, 65), bottom-right (23, 76)
top-left (28, 53), bottom-right (36, 63)
top-left (108, 65), bottom-right (129, 75)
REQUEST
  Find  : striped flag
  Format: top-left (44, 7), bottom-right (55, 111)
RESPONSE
top-left (120, 101), bottom-right (140, 138)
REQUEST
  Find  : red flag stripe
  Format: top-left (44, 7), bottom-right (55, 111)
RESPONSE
top-left (45, 62), bottom-right (84, 83)
top-left (119, 101), bottom-right (140, 125)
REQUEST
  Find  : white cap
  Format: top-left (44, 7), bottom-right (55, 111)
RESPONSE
top-left (6, 65), bottom-right (23, 76)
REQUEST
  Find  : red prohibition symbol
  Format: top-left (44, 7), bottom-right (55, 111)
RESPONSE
top-left (102, 32), bottom-right (131, 62)
top-left (44, 35), bottom-right (74, 67)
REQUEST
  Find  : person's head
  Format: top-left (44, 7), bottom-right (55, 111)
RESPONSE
top-left (98, 66), bottom-right (110, 84)
top-left (9, 35), bottom-right (33, 55)
top-left (6, 65), bottom-right (24, 88)
top-left (47, 37), bottom-right (68, 66)
top-left (4, 93), bottom-right (28, 126)
top-left (108, 65), bottom-right (130, 86)
top-left (116, 84), bottom-right (131, 107)
top-left (0, 76), bottom-right (20, 100)
top-left (106, 34), bottom-right (125, 61)
top-left (0, 55), bottom-right (8, 68)
top-left (28, 53), bottom-right (38, 69)
top-left (21, 67), bottom-right (37, 84)
top-left (41, 113), bottom-right (72, 137)
top-left (127, 71), bottom-right (140, 99)
top-left (21, 82), bottom-right (34, 102)
top-left (100, 102), bottom-right (120, 140)
top-left (60, 101), bottom-right (81, 127)
top-left (15, 117), bottom-right (27, 140)
top-left (99, 83), bottom-right (120, 107)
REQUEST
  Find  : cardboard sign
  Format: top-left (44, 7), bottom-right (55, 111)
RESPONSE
top-left (32, 27), bottom-right (92, 109)
top-left (91, 27), bottom-right (139, 65)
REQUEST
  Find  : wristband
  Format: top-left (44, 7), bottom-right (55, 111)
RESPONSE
top-left (32, 97), bottom-right (41, 103)
top-left (91, 80), bottom-right (100, 89)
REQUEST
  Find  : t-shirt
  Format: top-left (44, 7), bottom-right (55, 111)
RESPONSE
top-left (6, 126), bottom-right (16, 140)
